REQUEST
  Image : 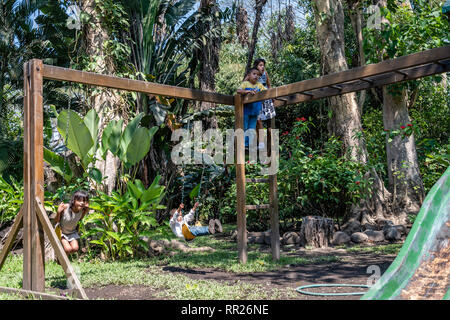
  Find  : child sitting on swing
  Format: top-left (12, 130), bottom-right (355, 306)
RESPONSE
top-left (169, 202), bottom-right (223, 241)
top-left (56, 190), bottom-right (90, 255)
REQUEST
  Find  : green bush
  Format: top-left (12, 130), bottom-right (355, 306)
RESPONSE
top-left (82, 176), bottom-right (167, 260)
top-left (277, 118), bottom-right (369, 226)
top-left (0, 176), bottom-right (23, 225)
top-left (220, 119), bottom-right (370, 231)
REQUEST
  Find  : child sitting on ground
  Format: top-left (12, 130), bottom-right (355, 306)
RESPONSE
top-left (236, 68), bottom-right (267, 148)
top-left (169, 202), bottom-right (222, 241)
top-left (56, 190), bottom-right (90, 255)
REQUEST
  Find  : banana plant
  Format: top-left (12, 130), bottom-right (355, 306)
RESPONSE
top-left (101, 112), bottom-right (159, 170)
top-left (82, 175), bottom-right (166, 260)
top-left (57, 109), bottom-right (94, 169)
top-left (46, 109), bottom-right (158, 183)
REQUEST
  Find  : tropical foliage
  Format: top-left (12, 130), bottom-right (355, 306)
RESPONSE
top-left (0, 0), bottom-right (449, 260)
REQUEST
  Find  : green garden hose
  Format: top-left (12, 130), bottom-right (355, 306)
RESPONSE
top-left (296, 284), bottom-right (370, 296)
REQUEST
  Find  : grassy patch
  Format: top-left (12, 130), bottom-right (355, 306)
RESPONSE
top-left (0, 254), bottom-right (298, 300)
top-left (0, 224), bottom-right (342, 300)
top-left (339, 243), bottom-right (403, 255)
top-left (153, 225), bottom-right (340, 273)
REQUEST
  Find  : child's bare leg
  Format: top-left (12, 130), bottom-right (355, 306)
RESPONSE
top-left (256, 120), bottom-right (263, 142)
top-left (61, 238), bottom-right (73, 254)
top-left (61, 239), bottom-right (79, 254)
top-left (69, 239), bottom-right (79, 253)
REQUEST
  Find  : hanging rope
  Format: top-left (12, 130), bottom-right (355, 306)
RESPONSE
top-left (296, 284), bottom-right (370, 296)
top-left (60, 83), bottom-right (73, 202)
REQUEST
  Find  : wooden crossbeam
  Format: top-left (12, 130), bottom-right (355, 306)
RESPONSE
top-left (273, 59), bottom-right (450, 107)
top-left (34, 197), bottom-right (88, 300)
top-left (245, 46), bottom-right (450, 104)
top-left (42, 65), bottom-right (234, 105)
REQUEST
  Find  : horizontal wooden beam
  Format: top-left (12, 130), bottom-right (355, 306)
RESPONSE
top-left (273, 59), bottom-right (450, 107)
top-left (42, 65), bottom-right (234, 105)
top-left (246, 204), bottom-right (271, 210)
top-left (245, 45), bottom-right (450, 104)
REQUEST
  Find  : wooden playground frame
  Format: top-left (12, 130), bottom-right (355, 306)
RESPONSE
top-left (0, 45), bottom-right (448, 299)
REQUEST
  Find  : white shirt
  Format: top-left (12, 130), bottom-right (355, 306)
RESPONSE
top-left (169, 209), bottom-right (195, 239)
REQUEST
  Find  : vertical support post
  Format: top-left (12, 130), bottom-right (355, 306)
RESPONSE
top-left (268, 117), bottom-right (280, 260)
top-left (234, 94), bottom-right (247, 264)
top-left (23, 59), bottom-right (45, 292)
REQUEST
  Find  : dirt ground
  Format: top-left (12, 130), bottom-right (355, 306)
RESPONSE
top-left (79, 244), bottom-right (396, 300)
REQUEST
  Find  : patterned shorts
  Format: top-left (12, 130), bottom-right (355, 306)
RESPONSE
top-left (259, 99), bottom-right (276, 121)
top-left (61, 231), bottom-right (80, 242)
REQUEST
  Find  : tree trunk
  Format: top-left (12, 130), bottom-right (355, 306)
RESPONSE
top-left (347, 0), bottom-right (366, 113)
top-left (383, 86), bottom-right (425, 217)
top-left (313, 0), bottom-right (392, 224)
top-left (313, 0), bottom-right (366, 162)
top-left (299, 216), bottom-right (334, 248)
top-left (245, 0), bottom-right (268, 73)
top-left (376, 0), bottom-right (425, 217)
top-left (197, 0), bottom-right (221, 129)
top-left (81, 0), bottom-right (123, 194)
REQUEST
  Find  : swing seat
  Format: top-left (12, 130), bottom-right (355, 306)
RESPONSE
top-left (182, 224), bottom-right (196, 241)
top-left (55, 223), bottom-right (62, 241)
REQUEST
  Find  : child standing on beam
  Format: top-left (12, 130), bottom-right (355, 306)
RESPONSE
top-left (236, 68), bottom-right (267, 149)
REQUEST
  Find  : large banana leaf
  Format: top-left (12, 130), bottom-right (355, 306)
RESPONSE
top-left (141, 175), bottom-right (165, 205)
top-left (57, 109), bottom-right (94, 168)
top-left (120, 113), bottom-right (144, 160)
top-left (101, 119), bottom-right (124, 158)
top-left (43, 147), bottom-right (73, 182)
top-left (125, 125), bottom-right (158, 168)
top-left (125, 127), bottom-right (151, 168)
top-left (84, 109), bottom-right (100, 156)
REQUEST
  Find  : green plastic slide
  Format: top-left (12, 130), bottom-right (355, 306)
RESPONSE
top-left (362, 166), bottom-right (450, 300)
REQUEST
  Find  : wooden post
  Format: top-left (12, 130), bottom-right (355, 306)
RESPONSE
top-left (268, 117), bottom-right (280, 260)
top-left (23, 59), bottom-right (45, 292)
top-left (234, 94), bottom-right (247, 264)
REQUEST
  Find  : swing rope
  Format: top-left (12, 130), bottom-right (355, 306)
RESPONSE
top-left (60, 83), bottom-right (73, 202)
top-left (178, 99), bottom-right (222, 223)
top-left (55, 83), bottom-right (74, 241)
top-left (295, 284), bottom-right (370, 296)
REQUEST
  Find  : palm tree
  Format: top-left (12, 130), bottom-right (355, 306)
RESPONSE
top-left (0, 0), bottom-right (73, 181)
top-left (119, 0), bottom-right (228, 187)
top-left (0, 0), bottom-right (42, 135)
